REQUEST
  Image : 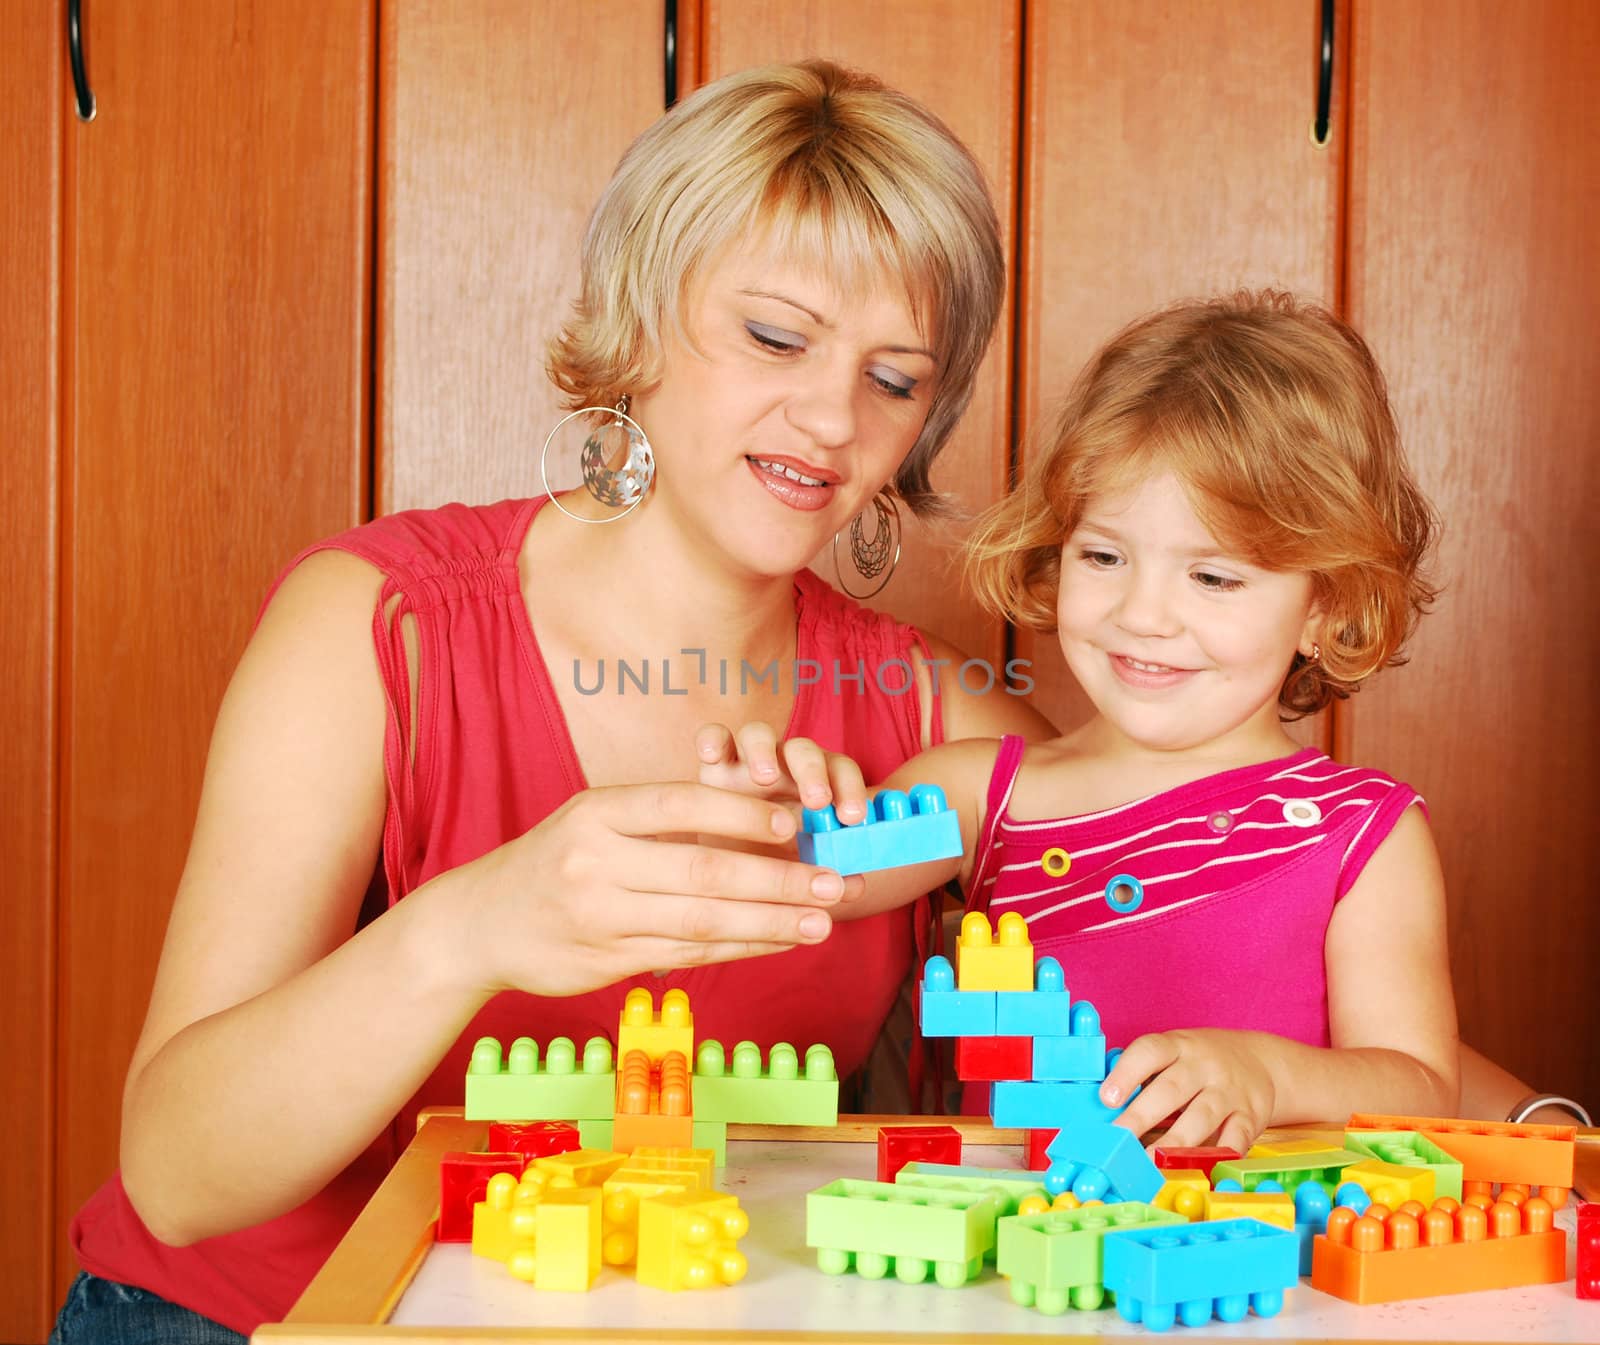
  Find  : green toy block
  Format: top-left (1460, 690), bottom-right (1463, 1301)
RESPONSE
top-left (464, 1034), bottom-right (616, 1121)
top-left (577, 1118), bottom-right (612, 1149)
top-left (997, 1201), bottom-right (1184, 1315)
top-left (806, 1178), bottom-right (1000, 1287)
top-left (691, 1040), bottom-right (838, 1126)
top-left (895, 1167), bottom-right (1049, 1217)
top-left (691, 1120), bottom-right (727, 1167)
top-left (1210, 1149), bottom-right (1364, 1197)
top-left (1341, 1129), bottom-right (1464, 1201)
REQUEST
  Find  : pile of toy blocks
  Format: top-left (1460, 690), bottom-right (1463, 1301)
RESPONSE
top-left (441, 985), bottom-right (838, 1292)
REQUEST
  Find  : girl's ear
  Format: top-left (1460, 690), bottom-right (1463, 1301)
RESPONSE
top-left (1298, 596), bottom-right (1330, 661)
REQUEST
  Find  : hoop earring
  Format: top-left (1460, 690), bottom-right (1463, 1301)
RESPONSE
top-left (833, 491), bottom-right (902, 600)
top-left (539, 397), bottom-right (655, 525)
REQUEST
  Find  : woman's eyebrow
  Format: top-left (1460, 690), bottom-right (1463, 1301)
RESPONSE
top-left (737, 287), bottom-right (935, 358)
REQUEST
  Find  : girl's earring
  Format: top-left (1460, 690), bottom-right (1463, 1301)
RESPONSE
top-left (1309, 642), bottom-right (1322, 663)
top-left (540, 396), bottom-right (655, 524)
top-left (833, 490), bottom-right (902, 599)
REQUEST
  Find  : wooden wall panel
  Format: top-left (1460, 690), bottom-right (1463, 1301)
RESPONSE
top-left (1345, 0), bottom-right (1600, 1104)
top-left (58, 0), bottom-right (373, 1305)
top-left (0, 4), bottom-right (60, 1337)
top-left (1018, 0), bottom-right (1345, 736)
top-left (380, 0), bottom-right (668, 514)
top-left (700, 1), bottom-right (1021, 668)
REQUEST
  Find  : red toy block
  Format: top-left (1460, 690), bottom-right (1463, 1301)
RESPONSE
top-left (438, 1151), bottom-right (526, 1242)
top-left (1151, 1145), bottom-right (1242, 1181)
top-left (955, 1035), bottom-right (1033, 1082)
top-left (876, 1124), bottom-right (962, 1183)
top-left (1025, 1128), bottom-right (1057, 1172)
top-left (1579, 1202), bottom-right (1599, 1300)
top-left (488, 1121), bottom-right (582, 1159)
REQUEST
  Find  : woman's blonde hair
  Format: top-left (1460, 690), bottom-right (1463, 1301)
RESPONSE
top-left (547, 59), bottom-right (1004, 516)
top-left (966, 290), bottom-right (1438, 717)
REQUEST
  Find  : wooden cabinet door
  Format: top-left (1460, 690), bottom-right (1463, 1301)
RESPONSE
top-left (1345, 0), bottom-right (1600, 1104)
top-left (57, 0), bottom-right (373, 1309)
top-left (380, 1), bottom-right (672, 515)
top-left (1, 5), bottom-right (62, 1337)
top-left (1017, 0), bottom-right (1345, 736)
top-left (700, 0), bottom-right (1021, 669)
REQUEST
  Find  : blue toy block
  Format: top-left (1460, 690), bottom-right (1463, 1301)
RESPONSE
top-left (798, 783), bottom-right (962, 876)
top-left (918, 955), bottom-right (996, 1036)
top-left (1029, 1000), bottom-right (1107, 1080)
top-left (1292, 1179), bottom-right (1332, 1275)
top-left (1101, 1218), bottom-right (1299, 1331)
top-left (990, 1080), bottom-right (1125, 1131)
top-left (994, 955), bottom-right (1075, 1036)
top-left (1047, 1122), bottom-right (1164, 1204)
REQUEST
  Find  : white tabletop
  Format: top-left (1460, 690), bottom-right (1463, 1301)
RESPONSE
top-left (389, 1140), bottom-right (1599, 1342)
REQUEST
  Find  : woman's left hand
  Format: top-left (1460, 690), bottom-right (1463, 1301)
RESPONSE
top-left (1099, 1028), bottom-right (1278, 1154)
top-left (694, 721), bottom-right (871, 822)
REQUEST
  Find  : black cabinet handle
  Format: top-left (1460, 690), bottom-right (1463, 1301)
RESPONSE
top-left (1312, 0), bottom-right (1333, 145)
top-left (665, 0), bottom-right (679, 109)
top-left (69, 0), bottom-right (96, 121)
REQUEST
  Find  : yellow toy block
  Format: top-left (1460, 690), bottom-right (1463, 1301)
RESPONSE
top-left (1152, 1170), bottom-right (1210, 1220)
top-left (617, 986), bottom-right (695, 1064)
top-left (527, 1187), bottom-right (603, 1291)
top-left (471, 1169), bottom-right (546, 1263)
top-left (1202, 1187), bottom-right (1295, 1230)
top-left (636, 1190), bottom-right (750, 1290)
top-left (954, 910), bottom-right (1034, 991)
top-left (1248, 1132), bottom-right (1350, 1156)
top-left (630, 1147), bottom-right (717, 1188)
top-left (601, 1167), bottom-right (704, 1266)
top-left (1340, 1157), bottom-right (1436, 1208)
top-left (532, 1148), bottom-right (628, 1190)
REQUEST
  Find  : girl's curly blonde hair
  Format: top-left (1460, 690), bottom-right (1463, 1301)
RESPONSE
top-left (966, 291), bottom-right (1438, 717)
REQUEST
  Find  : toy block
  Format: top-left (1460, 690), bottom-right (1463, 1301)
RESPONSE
top-left (1342, 1129), bottom-right (1463, 1200)
top-left (1292, 1180), bottom-right (1333, 1274)
top-left (955, 910), bottom-right (1034, 991)
top-left (1102, 1217), bottom-right (1300, 1330)
top-left (691, 1120), bottom-right (727, 1166)
top-left (797, 783), bottom-right (963, 876)
top-left (516, 1186), bottom-right (603, 1291)
top-left (1249, 1131), bottom-right (1349, 1156)
top-left (577, 1118), bottom-right (612, 1149)
top-left (1151, 1171), bottom-right (1210, 1221)
top-left (439, 1151), bottom-right (526, 1242)
top-left (1026, 1128), bottom-right (1057, 1171)
top-left (1152, 1145), bottom-right (1241, 1181)
top-left (487, 1120), bottom-right (581, 1160)
top-left (471, 1169), bottom-right (544, 1264)
top-left (995, 955), bottom-right (1073, 1036)
top-left (955, 1035), bottom-right (1032, 1082)
top-left (691, 1039), bottom-right (837, 1125)
top-left (806, 1178), bottom-right (999, 1286)
top-left (1202, 1185), bottom-right (1295, 1230)
top-left (991, 1080), bottom-right (1122, 1131)
top-left (465, 1034), bottom-right (616, 1121)
top-left (616, 986), bottom-right (694, 1064)
top-left (998, 1202), bottom-right (1185, 1315)
top-left (1030, 1001), bottom-right (1108, 1081)
top-left (531, 1148), bottom-right (629, 1190)
top-left (877, 1125), bottom-right (962, 1182)
top-left (1347, 1112), bottom-right (1576, 1189)
top-left (613, 1048), bottom-right (695, 1151)
top-left (1337, 1157), bottom-right (1436, 1208)
top-left (636, 1190), bottom-right (750, 1290)
top-left (1210, 1149), bottom-right (1363, 1198)
top-left (629, 1147), bottom-right (717, 1188)
top-left (1577, 1201), bottom-right (1599, 1300)
top-left (600, 1166), bottom-right (704, 1267)
top-left (1046, 1123), bottom-right (1164, 1204)
top-left (895, 1165), bottom-right (1048, 1218)
top-left (918, 955), bottom-right (995, 1037)
top-left (1311, 1192), bottom-right (1565, 1303)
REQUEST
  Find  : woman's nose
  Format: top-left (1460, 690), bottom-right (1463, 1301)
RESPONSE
top-left (784, 364), bottom-right (857, 450)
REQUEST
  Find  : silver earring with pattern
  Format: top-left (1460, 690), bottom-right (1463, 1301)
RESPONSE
top-left (833, 491), bottom-right (902, 599)
top-left (540, 396), bottom-right (654, 524)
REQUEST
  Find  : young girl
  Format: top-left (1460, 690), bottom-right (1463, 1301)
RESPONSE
top-left (701, 290), bottom-right (1460, 1152)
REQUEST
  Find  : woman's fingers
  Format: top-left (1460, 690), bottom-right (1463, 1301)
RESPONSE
top-left (594, 781), bottom-right (797, 844)
top-left (732, 722), bottom-right (783, 786)
top-left (620, 837), bottom-right (844, 910)
top-left (694, 722), bottom-right (738, 767)
top-left (615, 888), bottom-right (836, 950)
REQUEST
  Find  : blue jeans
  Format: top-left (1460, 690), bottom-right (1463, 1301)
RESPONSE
top-left (50, 1272), bottom-right (246, 1345)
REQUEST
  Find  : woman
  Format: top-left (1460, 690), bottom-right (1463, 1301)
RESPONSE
top-left (54, 60), bottom-right (1051, 1341)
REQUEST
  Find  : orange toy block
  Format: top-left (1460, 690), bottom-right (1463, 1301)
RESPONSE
top-left (1311, 1192), bottom-right (1565, 1304)
top-left (614, 1049), bottom-right (695, 1151)
top-left (954, 910), bottom-right (1034, 991)
top-left (636, 1190), bottom-right (750, 1291)
top-left (1347, 1113), bottom-right (1575, 1190)
top-left (617, 986), bottom-right (694, 1064)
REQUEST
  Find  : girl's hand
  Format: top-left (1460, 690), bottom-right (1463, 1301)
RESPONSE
top-left (694, 721), bottom-right (871, 824)
top-left (448, 780), bottom-right (850, 998)
top-left (1100, 1028), bottom-right (1277, 1154)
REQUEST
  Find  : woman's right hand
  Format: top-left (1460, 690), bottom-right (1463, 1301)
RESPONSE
top-left (694, 720), bottom-right (872, 820)
top-left (445, 779), bottom-right (851, 998)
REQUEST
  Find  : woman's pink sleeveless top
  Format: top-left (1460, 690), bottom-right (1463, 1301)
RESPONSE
top-left (71, 496), bottom-right (941, 1333)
